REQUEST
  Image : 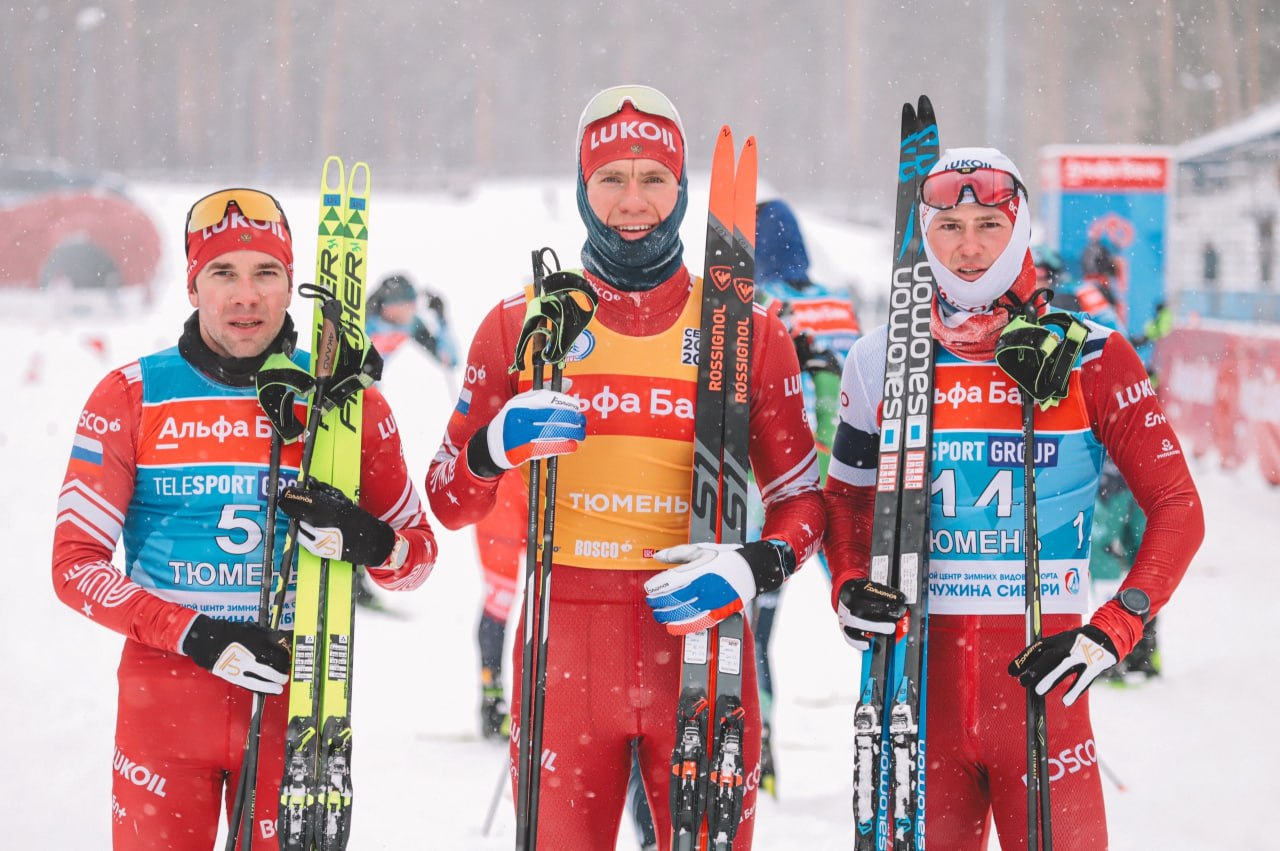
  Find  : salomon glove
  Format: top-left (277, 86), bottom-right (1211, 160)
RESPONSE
top-left (279, 479), bottom-right (396, 567)
top-left (1008, 624), bottom-right (1119, 707)
top-left (644, 540), bottom-right (795, 636)
top-left (837, 578), bottom-right (907, 651)
top-left (182, 615), bottom-right (290, 695)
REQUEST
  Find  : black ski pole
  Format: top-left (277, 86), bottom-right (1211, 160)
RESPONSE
top-left (511, 251), bottom-right (598, 851)
top-left (1018, 298), bottom-right (1054, 851)
top-left (526, 253), bottom-right (576, 848)
top-left (996, 288), bottom-right (1089, 851)
top-left (226, 430), bottom-right (283, 851)
top-left (514, 249), bottom-right (552, 851)
top-left (481, 757), bottom-right (509, 837)
top-left (266, 288), bottom-right (344, 630)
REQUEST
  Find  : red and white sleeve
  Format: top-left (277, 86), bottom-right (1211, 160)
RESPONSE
top-left (359, 387), bottom-right (439, 590)
top-left (1083, 334), bottom-right (1205, 657)
top-left (749, 307), bottom-right (827, 565)
top-left (425, 297), bottom-right (523, 530)
top-left (52, 367), bottom-right (199, 652)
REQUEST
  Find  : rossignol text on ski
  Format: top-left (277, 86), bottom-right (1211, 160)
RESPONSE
top-left (669, 125), bottom-right (758, 851)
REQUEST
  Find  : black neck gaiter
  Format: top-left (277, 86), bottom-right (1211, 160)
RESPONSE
top-left (178, 311), bottom-right (297, 387)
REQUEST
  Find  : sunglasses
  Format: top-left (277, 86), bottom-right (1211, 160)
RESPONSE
top-left (919, 167), bottom-right (1028, 210)
top-left (185, 188), bottom-right (290, 236)
top-left (576, 85), bottom-right (685, 139)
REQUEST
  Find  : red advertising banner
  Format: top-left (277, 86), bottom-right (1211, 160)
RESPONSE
top-left (1156, 328), bottom-right (1280, 485)
top-left (1058, 155), bottom-right (1171, 191)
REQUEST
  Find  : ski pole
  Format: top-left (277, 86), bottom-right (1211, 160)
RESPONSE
top-left (267, 289), bottom-right (344, 630)
top-left (1098, 757), bottom-right (1127, 793)
top-left (525, 257), bottom-right (574, 848)
top-left (511, 251), bottom-right (598, 851)
top-left (481, 757), bottom-right (510, 837)
top-left (1017, 295), bottom-right (1053, 851)
top-left (226, 431), bottom-right (284, 851)
top-left (514, 249), bottom-right (552, 851)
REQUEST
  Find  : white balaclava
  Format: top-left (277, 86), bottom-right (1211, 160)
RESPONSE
top-left (920, 147), bottom-right (1032, 324)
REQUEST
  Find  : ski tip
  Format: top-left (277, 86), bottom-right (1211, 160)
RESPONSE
top-left (717, 124), bottom-right (735, 149)
top-left (900, 102), bottom-right (917, 135)
top-left (917, 95), bottom-right (936, 128)
top-left (322, 156), bottom-right (345, 193)
top-left (349, 161), bottom-right (372, 196)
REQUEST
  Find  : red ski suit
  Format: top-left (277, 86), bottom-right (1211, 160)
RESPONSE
top-left (427, 267), bottom-right (825, 849)
top-left (825, 323), bottom-right (1203, 849)
top-left (474, 470), bottom-right (527, 622)
top-left (53, 350), bottom-right (438, 851)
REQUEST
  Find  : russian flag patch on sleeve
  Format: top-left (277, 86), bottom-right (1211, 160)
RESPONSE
top-left (70, 434), bottom-right (105, 466)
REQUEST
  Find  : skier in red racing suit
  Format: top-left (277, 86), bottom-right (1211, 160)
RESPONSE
top-left (824, 147), bottom-right (1203, 849)
top-left (52, 188), bottom-right (438, 851)
top-left (426, 86), bottom-right (825, 848)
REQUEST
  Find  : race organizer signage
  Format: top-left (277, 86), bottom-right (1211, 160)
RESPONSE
top-left (1039, 145), bottom-right (1173, 346)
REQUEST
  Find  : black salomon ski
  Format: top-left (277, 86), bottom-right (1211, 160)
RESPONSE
top-left (670, 126), bottom-right (757, 851)
top-left (851, 97), bottom-right (939, 851)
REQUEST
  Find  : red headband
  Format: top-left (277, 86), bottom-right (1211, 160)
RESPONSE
top-left (185, 203), bottom-right (293, 288)
top-left (579, 103), bottom-right (684, 182)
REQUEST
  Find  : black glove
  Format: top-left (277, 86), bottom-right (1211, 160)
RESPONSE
top-left (423, 290), bottom-right (446, 318)
top-left (792, 328), bottom-right (817, 364)
top-left (324, 339), bottom-right (383, 412)
top-left (182, 614), bottom-right (290, 694)
top-left (1008, 624), bottom-right (1119, 707)
top-left (791, 329), bottom-right (842, 376)
top-left (836, 578), bottom-right (906, 651)
top-left (279, 479), bottom-right (396, 566)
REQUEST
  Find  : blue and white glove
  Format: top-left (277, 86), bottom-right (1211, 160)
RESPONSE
top-left (644, 540), bottom-right (795, 636)
top-left (467, 388), bottom-right (586, 477)
top-left (836, 578), bottom-right (907, 651)
top-left (1008, 624), bottom-right (1120, 707)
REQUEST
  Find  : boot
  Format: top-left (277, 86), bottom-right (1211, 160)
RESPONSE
top-left (480, 685), bottom-right (510, 740)
top-left (760, 721), bottom-right (778, 799)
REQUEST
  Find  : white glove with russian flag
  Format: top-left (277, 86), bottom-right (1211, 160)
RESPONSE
top-left (644, 540), bottom-right (795, 636)
top-left (468, 388), bottom-right (586, 477)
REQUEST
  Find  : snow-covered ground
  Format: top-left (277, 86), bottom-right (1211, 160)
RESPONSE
top-left (4, 180), bottom-right (1276, 849)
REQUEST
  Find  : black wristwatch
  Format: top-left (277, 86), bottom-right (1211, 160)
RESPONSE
top-left (1115, 587), bottom-right (1151, 624)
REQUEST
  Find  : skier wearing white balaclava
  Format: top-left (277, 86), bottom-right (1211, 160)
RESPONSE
top-left (824, 145), bottom-right (1203, 848)
top-left (916, 147), bottom-right (1040, 360)
top-left (922, 149), bottom-right (1034, 310)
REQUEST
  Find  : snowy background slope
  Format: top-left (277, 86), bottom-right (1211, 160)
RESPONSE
top-left (3, 181), bottom-right (1276, 849)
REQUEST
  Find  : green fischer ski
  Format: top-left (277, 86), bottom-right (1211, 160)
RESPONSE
top-left (280, 157), bottom-right (372, 851)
